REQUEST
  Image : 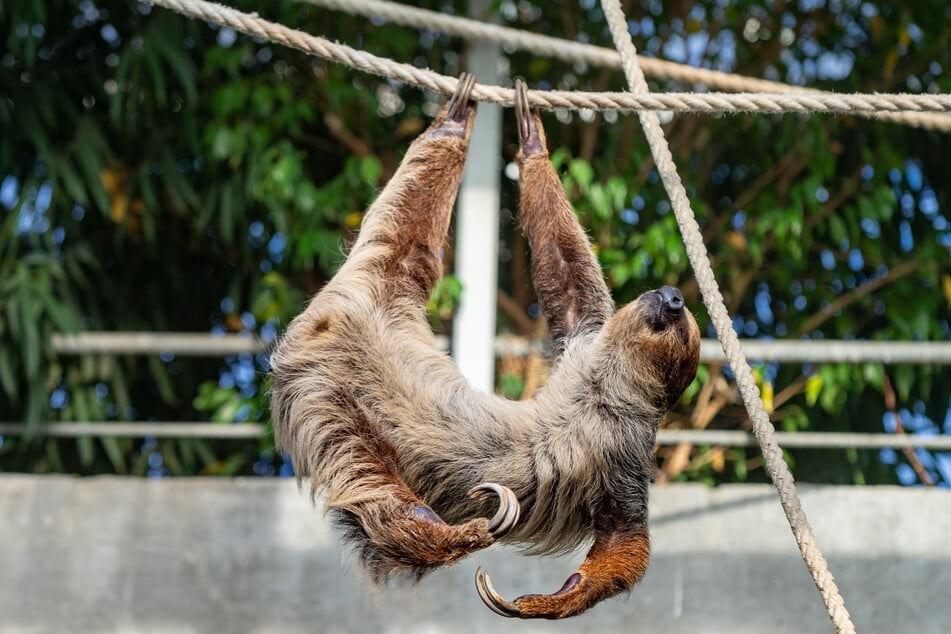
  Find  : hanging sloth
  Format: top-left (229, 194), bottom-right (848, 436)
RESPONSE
top-left (269, 74), bottom-right (701, 619)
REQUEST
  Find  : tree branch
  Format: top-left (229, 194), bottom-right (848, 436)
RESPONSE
top-left (497, 289), bottom-right (538, 336)
top-left (882, 373), bottom-right (934, 486)
top-left (796, 260), bottom-right (919, 336)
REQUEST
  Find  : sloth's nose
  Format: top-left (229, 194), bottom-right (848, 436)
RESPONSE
top-left (658, 286), bottom-right (684, 314)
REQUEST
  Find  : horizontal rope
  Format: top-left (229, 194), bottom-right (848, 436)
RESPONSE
top-left (301, 0), bottom-right (951, 132)
top-left (3, 422), bottom-right (948, 449)
top-left (144, 0), bottom-right (951, 121)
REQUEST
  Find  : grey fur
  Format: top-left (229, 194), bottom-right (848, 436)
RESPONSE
top-left (269, 78), bottom-right (700, 584)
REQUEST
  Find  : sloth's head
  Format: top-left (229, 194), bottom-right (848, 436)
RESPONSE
top-left (602, 286), bottom-right (701, 411)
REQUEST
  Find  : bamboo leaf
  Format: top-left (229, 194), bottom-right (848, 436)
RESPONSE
top-left (154, 25), bottom-right (198, 105)
top-left (179, 438), bottom-right (196, 473)
top-left (159, 148), bottom-right (199, 209)
top-left (142, 207), bottom-right (157, 244)
top-left (162, 440), bottom-right (183, 475)
top-left (99, 437), bottom-right (127, 474)
top-left (17, 270), bottom-right (40, 379)
top-left (147, 355), bottom-right (177, 405)
top-left (218, 180), bottom-right (235, 245)
top-left (111, 363), bottom-right (131, 416)
top-left (6, 292), bottom-right (20, 338)
top-left (72, 127), bottom-right (111, 214)
top-left (45, 439), bottom-right (64, 472)
top-left (192, 439), bottom-right (217, 467)
top-left (0, 352), bottom-right (17, 400)
top-left (77, 435), bottom-right (95, 467)
top-left (24, 383), bottom-right (44, 429)
top-left (52, 153), bottom-right (89, 207)
top-left (145, 47), bottom-right (168, 109)
top-left (35, 285), bottom-right (78, 333)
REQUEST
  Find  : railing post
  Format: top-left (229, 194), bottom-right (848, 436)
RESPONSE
top-left (452, 0), bottom-right (502, 393)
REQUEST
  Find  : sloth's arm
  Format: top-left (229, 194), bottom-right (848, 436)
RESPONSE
top-left (346, 74), bottom-right (478, 305)
top-left (515, 81), bottom-right (613, 352)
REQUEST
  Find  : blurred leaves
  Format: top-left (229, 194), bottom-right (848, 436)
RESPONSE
top-left (427, 274), bottom-right (463, 332)
top-left (1, 0), bottom-right (949, 485)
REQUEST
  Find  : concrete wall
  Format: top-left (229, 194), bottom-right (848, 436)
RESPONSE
top-left (0, 475), bottom-right (947, 633)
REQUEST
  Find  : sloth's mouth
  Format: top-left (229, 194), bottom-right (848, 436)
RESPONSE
top-left (644, 285), bottom-right (686, 331)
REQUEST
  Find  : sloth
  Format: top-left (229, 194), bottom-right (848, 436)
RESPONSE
top-left (269, 74), bottom-right (701, 619)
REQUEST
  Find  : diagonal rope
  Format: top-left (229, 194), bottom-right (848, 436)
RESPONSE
top-left (300, 0), bottom-right (951, 132)
top-left (597, 1), bottom-right (857, 632)
top-left (145, 0), bottom-right (951, 126)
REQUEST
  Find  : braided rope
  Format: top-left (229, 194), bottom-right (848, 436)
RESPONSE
top-left (598, 1), bottom-right (857, 632)
top-left (146, 0), bottom-right (951, 127)
top-left (301, 0), bottom-right (951, 132)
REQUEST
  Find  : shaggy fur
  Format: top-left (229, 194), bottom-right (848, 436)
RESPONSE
top-left (269, 75), bottom-right (701, 619)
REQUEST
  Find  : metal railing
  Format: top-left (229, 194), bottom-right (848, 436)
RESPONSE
top-left (1, 331), bottom-right (947, 450)
top-left (3, 421), bottom-right (951, 451)
top-left (49, 331), bottom-right (951, 365)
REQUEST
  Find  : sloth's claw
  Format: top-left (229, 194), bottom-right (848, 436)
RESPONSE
top-left (468, 482), bottom-right (520, 537)
top-left (430, 73), bottom-right (477, 139)
top-left (447, 73), bottom-right (476, 119)
top-left (475, 567), bottom-right (522, 618)
top-left (515, 79), bottom-right (532, 142)
top-left (514, 79), bottom-right (544, 156)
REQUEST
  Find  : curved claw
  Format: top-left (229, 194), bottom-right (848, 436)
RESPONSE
top-left (515, 79), bottom-right (532, 141)
top-left (468, 482), bottom-right (520, 537)
top-left (475, 567), bottom-right (521, 618)
top-left (514, 79), bottom-right (544, 156)
top-left (447, 72), bottom-right (477, 120)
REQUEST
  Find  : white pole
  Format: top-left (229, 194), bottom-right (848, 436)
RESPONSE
top-left (452, 0), bottom-right (501, 393)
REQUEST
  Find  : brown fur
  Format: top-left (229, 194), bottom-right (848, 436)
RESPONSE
top-left (269, 76), bottom-right (701, 618)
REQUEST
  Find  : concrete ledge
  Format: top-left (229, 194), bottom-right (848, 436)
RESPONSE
top-left (0, 475), bottom-right (947, 633)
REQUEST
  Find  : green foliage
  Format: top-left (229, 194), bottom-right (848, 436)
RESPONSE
top-left (193, 380), bottom-right (260, 424)
top-left (427, 274), bottom-right (463, 332)
top-left (494, 0), bottom-right (951, 485)
top-left (497, 368), bottom-right (526, 402)
top-left (1, 0), bottom-right (949, 485)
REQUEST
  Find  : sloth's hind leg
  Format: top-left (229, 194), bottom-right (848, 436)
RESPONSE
top-left (476, 519), bottom-right (650, 619)
top-left (323, 397), bottom-right (518, 580)
top-left (335, 482), bottom-right (519, 581)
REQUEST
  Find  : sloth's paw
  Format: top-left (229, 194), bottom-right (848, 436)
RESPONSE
top-left (428, 73), bottom-right (477, 139)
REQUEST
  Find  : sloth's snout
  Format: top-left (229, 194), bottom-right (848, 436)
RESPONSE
top-left (658, 286), bottom-right (684, 315)
top-left (641, 285), bottom-right (686, 330)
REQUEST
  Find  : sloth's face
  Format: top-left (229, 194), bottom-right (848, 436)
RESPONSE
top-left (607, 287), bottom-right (701, 410)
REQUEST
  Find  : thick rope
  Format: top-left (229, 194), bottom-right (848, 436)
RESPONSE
top-left (145, 0), bottom-right (951, 124)
top-left (302, 0), bottom-right (951, 132)
top-left (598, 1), bottom-right (857, 632)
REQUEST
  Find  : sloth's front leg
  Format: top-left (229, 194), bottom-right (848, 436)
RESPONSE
top-left (475, 522), bottom-right (649, 618)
